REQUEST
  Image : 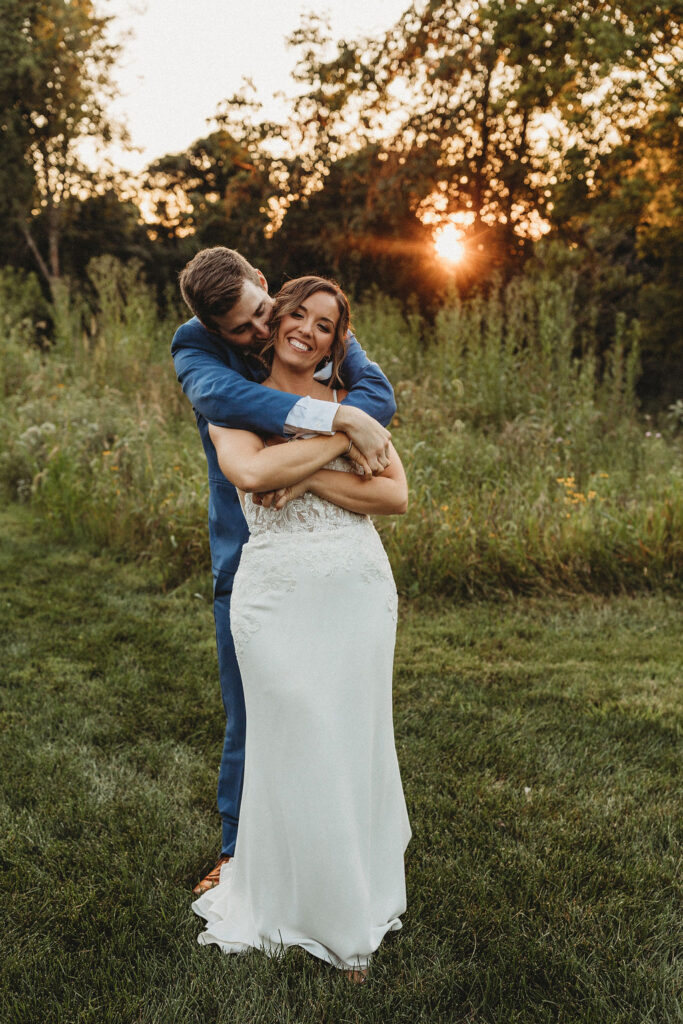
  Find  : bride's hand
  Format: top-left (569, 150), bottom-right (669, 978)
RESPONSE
top-left (252, 477), bottom-right (310, 511)
top-left (347, 442), bottom-right (374, 478)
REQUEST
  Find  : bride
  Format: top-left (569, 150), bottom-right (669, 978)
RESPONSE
top-left (192, 276), bottom-right (411, 979)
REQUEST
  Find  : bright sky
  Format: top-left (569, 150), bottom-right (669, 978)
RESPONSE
top-left (100, 0), bottom-right (410, 174)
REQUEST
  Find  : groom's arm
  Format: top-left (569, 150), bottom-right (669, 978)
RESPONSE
top-left (173, 343), bottom-right (299, 435)
top-left (172, 320), bottom-right (395, 471)
top-left (338, 334), bottom-right (396, 427)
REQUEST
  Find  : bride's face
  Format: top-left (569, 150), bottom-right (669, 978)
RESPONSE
top-left (274, 291), bottom-right (340, 372)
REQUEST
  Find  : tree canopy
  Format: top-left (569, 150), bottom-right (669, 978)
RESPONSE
top-left (0, 0), bottom-right (121, 288)
top-left (0, 0), bottom-right (680, 397)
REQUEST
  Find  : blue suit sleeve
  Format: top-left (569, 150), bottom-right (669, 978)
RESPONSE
top-left (339, 334), bottom-right (396, 427)
top-left (172, 345), bottom-right (300, 435)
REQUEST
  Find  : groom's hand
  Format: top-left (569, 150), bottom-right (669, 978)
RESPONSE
top-left (332, 406), bottom-right (391, 475)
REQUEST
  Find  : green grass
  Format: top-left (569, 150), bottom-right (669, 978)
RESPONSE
top-left (1, 506), bottom-right (681, 1024)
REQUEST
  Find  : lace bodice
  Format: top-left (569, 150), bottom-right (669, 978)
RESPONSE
top-left (241, 456), bottom-right (368, 537)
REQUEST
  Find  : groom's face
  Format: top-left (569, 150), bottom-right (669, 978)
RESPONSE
top-left (211, 279), bottom-right (274, 349)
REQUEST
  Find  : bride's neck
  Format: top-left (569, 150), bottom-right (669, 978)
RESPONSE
top-left (264, 357), bottom-right (318, 396)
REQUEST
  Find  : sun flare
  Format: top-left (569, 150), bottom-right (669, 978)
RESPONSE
top-left (434, 225), bottom-right (466, 264)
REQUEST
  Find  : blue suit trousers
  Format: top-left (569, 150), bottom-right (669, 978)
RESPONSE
top-left (213, 586), bottom-right (246, 857)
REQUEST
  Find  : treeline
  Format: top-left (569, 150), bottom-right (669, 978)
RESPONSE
top-left (1, 0), bottom-right (681, 400)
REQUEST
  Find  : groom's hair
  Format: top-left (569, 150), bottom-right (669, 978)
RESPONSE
top-left (179, 247), bottom-right (261, 330)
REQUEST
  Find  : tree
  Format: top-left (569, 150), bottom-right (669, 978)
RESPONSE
top-left (266, 144), bottom-right (451, 305)
top-left (283, 2), bottom-right (681, 260)
top-left (0, 0), bottom-right (121, 291)
top-left (142, 130), bottom-right (274, 261)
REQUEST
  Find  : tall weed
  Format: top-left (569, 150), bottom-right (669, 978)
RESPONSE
top-left (0, 259), bottom-right (680, 596)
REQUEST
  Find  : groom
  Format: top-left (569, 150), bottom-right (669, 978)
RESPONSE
top-left (172, 247), bottom-right (396, 894)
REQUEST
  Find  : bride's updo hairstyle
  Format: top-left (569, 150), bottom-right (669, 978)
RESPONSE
top-left (258, 276), bottom-right (351, 387)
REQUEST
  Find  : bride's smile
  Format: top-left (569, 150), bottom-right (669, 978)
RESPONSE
top-left (275, 291), bottom-right (340, 371)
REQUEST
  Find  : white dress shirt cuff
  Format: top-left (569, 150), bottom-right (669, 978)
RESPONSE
top-left (284, 396), bottom-right (338, 436)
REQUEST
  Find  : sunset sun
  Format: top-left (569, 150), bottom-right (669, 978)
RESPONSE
top-left (434, 225), bottom-right (466, 264)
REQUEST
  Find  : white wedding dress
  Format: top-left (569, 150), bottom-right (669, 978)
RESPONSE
top-left (192, 453), bottom-right (411, 970)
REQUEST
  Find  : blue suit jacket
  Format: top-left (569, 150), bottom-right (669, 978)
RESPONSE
top-left (171, 316), bottom-right (396, 595)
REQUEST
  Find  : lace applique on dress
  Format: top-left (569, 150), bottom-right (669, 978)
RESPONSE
top-left (230, 455), bottom-right (397, 656)
top-left (241, 456), bottom-right (367, 538)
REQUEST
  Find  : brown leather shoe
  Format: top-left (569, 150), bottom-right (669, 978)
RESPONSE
top-left (344, 968), bottom-right (368, 984)
top-left (192, 855), bottom-right (231, 896)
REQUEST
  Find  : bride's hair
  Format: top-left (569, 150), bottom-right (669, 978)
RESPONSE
top-left (257, 276), bottom-right (351, 387)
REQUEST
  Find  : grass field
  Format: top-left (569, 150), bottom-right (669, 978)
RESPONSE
top-left (1, 505), bottom-right (680, 1024)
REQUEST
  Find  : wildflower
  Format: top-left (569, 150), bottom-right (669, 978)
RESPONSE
top-left (110, 465), bottom-right (119, 472)
top-left (656, 432), bottom-right (662, 439)
top-left (20, 426), bottom-right (43, 443)
top-left (588, 490), bottom-right (597, 500)
top-left (102, 450), bottom-right (111, 456)
top-left (556, 477), bottom-right (565, 484)
top-left (555, 437), bottom-right (564, 444)
top-left (645, 431), bottom-right (652, 437)
top-left (441, 504), bottom-right (449, 511)
top-left (599, 472), bottom-right (609, 478)
top-left (173, 465), bottom-right (181, 471)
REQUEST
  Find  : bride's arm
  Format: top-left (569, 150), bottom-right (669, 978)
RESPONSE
top-left (208, 423), bottom-right (351, 492)
top-left (266, 443), bottom-right (408, 516)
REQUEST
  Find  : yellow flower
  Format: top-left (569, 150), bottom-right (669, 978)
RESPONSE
top-left (599, 472), bottom-right (609, 478)
top-left (441, 504), bottom-right (449, 511)
top-left (102, 450), bottom-right (111, 456)
top-left (588, 490), bottom-right (597, 500)
top-left (110, 465), bottom-right (119, 472)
